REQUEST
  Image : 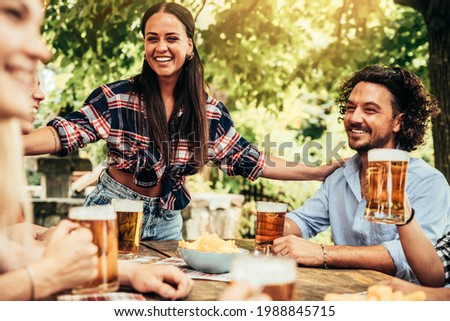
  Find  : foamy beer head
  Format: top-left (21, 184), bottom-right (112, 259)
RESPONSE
top-left (368, 148), bottom-right (410, 163)
top-left (112, 199), bottom-right (144, 258)
top-left (231, 255), bottom-right (297, 300)
top-left (365, 148), bottom-right (409, 224)
top-left (69, 205), bottom-right (119, 294)
top-left (112, 199), bottom-right (144, 213)
top-left (69, 204), bottom-right (117, 221)
top-left (256, 201), bottom-right (288, 213)
top-left (255, 202), bottom-right (288, 254)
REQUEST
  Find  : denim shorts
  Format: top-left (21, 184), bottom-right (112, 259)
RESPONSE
top-left (84, 169), bottom-right (182, 241)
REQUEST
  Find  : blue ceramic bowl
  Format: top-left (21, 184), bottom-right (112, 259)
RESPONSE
top-left (178, 248), bottom-right (248, 274)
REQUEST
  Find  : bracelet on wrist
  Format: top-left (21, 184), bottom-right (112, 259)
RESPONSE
top-left (25, 266), bottom-right (35, 300)
top-left (320, 243), bottom-right (328, 269)
top-left (397, 208), bottom-right (415, 226)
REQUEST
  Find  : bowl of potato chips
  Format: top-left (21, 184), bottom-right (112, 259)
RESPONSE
top-left (178, 232), bottom-right (248, 274)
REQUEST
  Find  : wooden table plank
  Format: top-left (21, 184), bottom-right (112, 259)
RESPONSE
top-left (138, 239), bottom-right (392, 301)
top-left (295, 267), bottom-right (390, 300)
top-left (140, 240), bottom-right (177, 258)
top-left (137, 244), bottom-right (168, 259)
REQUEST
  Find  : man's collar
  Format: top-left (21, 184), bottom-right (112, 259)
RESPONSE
top-left (343, 153), bottom-right (363, 201)
top-left (343, 153), bottom-right (362, 175)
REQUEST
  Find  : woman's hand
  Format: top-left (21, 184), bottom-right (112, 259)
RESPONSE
top-left (375, 278), bottom-right (450, 301)
top-left (262, 156), bottom-right (346, 181)
top-left (119, 261), bottom-right (194, 300)
top-left (316, 158), bottom-right (348, 181)
top-left (30, 220), bottom-right (99, 298)
top-left (376, 278), bottom-right (423, 295)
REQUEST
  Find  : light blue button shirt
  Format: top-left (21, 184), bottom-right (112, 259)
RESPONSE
top-left (287, 154), bottom-right (450, 281)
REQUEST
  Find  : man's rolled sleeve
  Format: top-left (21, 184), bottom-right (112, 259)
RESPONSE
top-left (286, 182), bottom-right (330, 239)
top-left (286, 209), bottom-right (313, 239)
top-left (381, 239), bottom-right (414, 280)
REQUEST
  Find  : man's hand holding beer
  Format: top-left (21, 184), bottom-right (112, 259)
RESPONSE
top-left (272, 234), bottom-right (324, 267)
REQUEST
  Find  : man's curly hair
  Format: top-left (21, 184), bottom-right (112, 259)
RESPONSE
top-left (337, 65), bottom-right (440, 152)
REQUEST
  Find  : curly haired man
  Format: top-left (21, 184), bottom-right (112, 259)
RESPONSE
top-left (273, 65), bottom-right (450, 283)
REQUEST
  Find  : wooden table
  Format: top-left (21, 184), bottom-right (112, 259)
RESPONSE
top-left (136, 239), bottom-right (393, 301)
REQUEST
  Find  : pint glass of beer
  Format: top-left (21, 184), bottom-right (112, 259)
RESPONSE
top-left (364, 148), bottom-right (409, 224)
top-left (112, 199), bottom-right (144, 259)
top-left (230, 255), bottom-right (297, 300)
top-left (69, 205), bottom-right (119, 294)
top-left (255, 201), bottom-right (288, 254)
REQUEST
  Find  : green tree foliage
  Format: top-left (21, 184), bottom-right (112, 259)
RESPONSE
top-left (41, 0), bottom-right (439, 207)
top-left (394, 0), bottom-right (450, 183)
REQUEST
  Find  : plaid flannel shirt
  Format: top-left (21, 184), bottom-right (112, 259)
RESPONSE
top-left (48, 79), bottom-right (265, 210)
top-left (435, 232), bottom-right (450, 286)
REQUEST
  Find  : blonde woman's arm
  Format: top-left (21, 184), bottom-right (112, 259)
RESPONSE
top-left (23, 126), bottom-right (61, 156)
top-left (0, 220), bottom-right (98, 300)
top-left (0, 268), bottom-right (35, 300)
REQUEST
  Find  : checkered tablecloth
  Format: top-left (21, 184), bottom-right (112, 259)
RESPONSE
top-left (57, 292), bottom-right (146, 301)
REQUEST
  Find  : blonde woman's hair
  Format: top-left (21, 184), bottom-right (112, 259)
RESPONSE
top-left (0, 119), bottom-right (33, 228)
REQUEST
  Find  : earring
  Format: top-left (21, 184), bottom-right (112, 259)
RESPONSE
top-left (186, 52), bottom-right (194, 61)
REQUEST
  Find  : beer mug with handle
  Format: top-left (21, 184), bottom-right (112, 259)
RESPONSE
top-left (68, 205), bottom-right (119, 294)
top-left (364, 148), bottom-right (409, 224)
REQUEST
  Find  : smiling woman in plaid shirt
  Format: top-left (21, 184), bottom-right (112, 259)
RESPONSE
top-left (24, 2), bottom-right (339, 241)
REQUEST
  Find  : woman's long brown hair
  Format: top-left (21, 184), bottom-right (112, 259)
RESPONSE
top-left (132, 2), bottom-right (209, 169)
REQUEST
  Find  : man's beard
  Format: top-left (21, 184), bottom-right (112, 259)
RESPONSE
top-left (350, 134), bottom-right (394, 153)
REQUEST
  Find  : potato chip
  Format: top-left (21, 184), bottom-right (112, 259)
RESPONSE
top-left (402, 290), bottom-right (427, 301)
top-left (178, 232), bottom-right (239, 253)
top-left (367, 285), bottom-right (393, 301)
top-left (323, 285), bottom-right (426, 301)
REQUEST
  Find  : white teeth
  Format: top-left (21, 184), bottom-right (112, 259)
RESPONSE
top-left (155, 57), bottom-right (172, 62)
top-left (352, 129), bottom-right (367, 134)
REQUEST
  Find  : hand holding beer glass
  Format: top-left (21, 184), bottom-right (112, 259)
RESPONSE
top-left (230, 255), bottom-right (297, 300)
top-left (255, 201), bottom-right (288, 254)
top-left (68, 205), bottom-right (119, 294)
top-left (364, 148), bottom-right (409, 224)
top-left (112, 199), bottom-right (144, 259)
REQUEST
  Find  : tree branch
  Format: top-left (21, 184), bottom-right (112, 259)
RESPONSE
top-left (241, 0), bottom-right (260, 24)
top-left (335, 0), bottom-right (348, 42)
top-left (194, 0), bottom-right (208, 23)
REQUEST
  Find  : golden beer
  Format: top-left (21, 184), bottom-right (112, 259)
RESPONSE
top-left (69, 205), bottom-right (119, 294)
top-left (364, 149), bottom-right (409, 224)
top-left (255, 211), bottom-right (286, 253)
top-left (255, 202), bottom-right (288, 254)
top-left (263, 282), bottom-right (296, 301)
top-left (112, 199), bottom-right (144, 259)
top-left (231, 255), bottom-right (297, 301)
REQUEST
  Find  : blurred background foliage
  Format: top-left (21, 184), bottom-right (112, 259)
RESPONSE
top-left (36, 0), bottom-right (447, 239)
